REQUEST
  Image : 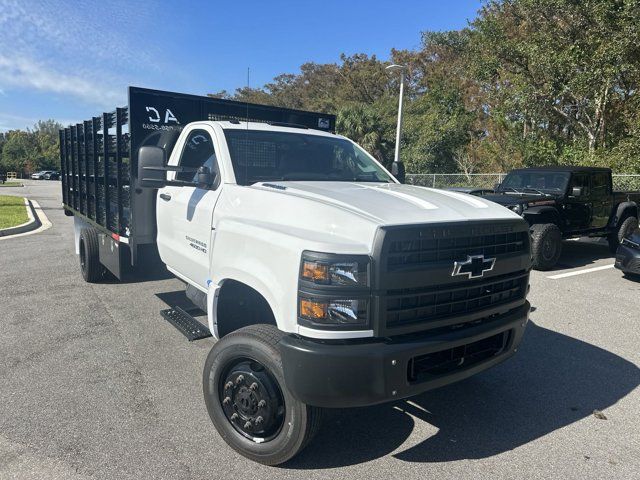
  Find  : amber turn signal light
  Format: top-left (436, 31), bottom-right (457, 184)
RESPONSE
top-left (301, 260), bottom-right (329, 283)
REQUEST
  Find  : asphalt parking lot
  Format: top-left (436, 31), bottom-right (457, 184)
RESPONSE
top-left (1, 180), bottom-right (639, 480)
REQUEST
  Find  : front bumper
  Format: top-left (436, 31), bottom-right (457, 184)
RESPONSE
top-left (279, 301), bottom-right (529, 408)
top-left (615, 244), bottom-right (640, 274)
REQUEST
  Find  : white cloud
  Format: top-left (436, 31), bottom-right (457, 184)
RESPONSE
top-left (0, 112), bottom-right (78, 132)
top-left (0, 0), bottom-right (159, 108)
top-left (0, 56), bottom-right (122, 108)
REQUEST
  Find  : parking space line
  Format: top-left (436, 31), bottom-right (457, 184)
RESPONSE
top-left (547, 264), bottom-right (615, 279)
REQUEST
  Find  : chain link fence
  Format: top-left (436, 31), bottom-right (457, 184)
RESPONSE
top-left (406, 173), bottom-right (640, 191)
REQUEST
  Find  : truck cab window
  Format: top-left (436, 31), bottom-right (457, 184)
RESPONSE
top-left (223, 129), bottom-right (392, 185)
top-left (176, 129), bottom-right (218, 183)
top-left (570, 173), bottom-right (590, 197)
top-left (592, 172), bottom-right (611, 195)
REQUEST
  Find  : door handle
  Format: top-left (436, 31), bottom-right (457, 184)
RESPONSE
top-left (159, 193), bottom-right (172, 201)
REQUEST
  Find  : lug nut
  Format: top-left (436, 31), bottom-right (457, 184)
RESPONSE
top-left (224, 381), bottom-right (233, 390)
top-left (244, 421), bottom-right (252, 429)
top-left (258, 400), bottom-right (266, 408)
top-left (255, 416), bottom-right (264, 425)
top-left (249, 382), bottom-right (258, 391)
top-left (230, 413), bottom-right (239, 421)
top-left (222, 396), bottom-right (231, 405)
top-left (235, 375), bottom-right (245, 385)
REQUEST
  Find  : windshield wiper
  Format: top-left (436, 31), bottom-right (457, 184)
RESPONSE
top-left (523, 187), bottom-right (550, 196)
top-left (501, 186), bottom-right (522, 194)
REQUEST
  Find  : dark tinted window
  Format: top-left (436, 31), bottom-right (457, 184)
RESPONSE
top-left (176, 129), bottom-right (218, 183)
top-left (570, 173), bottom-right (590, 197)
top-left (223, 129), bottom-right (392, 185)
top-left (501, 171), bottom-right (570, 193)
top-left (591, 172), bottom-right (610, 195)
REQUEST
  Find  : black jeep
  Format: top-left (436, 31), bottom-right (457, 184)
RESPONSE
top-left (484, 167), bottom-right (640, 270)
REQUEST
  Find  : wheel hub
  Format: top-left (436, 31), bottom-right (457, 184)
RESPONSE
top-left (220, 360), bottom-right (284, 441)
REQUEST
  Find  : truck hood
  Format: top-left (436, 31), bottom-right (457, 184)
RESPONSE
top-left (482, 192), bottom-right (553, 206)
top-left (252, 181), bottom-right (521, 224)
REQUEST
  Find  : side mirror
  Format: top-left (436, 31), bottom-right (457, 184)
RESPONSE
top-left (571, 186), bottom-right (583, 197)
top-left (197, 166), bottom-right (216, 188)
top-left (137, 146), bottom-right (167, 188)
top-left (391, 161), bottom-right (406, 184)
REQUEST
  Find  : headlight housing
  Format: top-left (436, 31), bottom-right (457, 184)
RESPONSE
top-left (298, 252), bottom-right (371, 329)
top-left (509, 203), bottom-right (527, 215)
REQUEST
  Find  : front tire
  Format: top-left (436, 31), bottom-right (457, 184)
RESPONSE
top-left (531, 223), bottom-right (562, 270)
top-left (203, 324), bottom-right (322, 465)
top-left (608, 216), bottom-right (638, 253)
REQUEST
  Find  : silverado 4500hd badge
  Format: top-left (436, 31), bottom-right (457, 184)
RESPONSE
top-left (186, 235), bottom-right (207, 253)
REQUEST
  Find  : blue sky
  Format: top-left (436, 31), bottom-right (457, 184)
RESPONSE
top-left (0, 0), bottom-right (482, 132)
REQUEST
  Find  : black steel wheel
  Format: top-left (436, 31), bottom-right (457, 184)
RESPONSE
top-left (203, 324), bottom-right (322, 465)
top-left (219, 358), bottom-right (285, 442)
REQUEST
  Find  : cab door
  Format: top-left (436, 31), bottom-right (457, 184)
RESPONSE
top-left (564, 172), bottom-right (592, 231)
top-left (590, 171), bottom-right (612, 229)
top-left (156, 127), bottom-right (223, 288)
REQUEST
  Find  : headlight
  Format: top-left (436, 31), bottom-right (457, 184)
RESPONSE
top-left (509, 204), bottom-right (527, 215)
top-left (299, 297), bottom-right (368, 326)
top-left (300, 254), bottom-right (369, 287)
top-left (298, 252), bottom-right (370, 329)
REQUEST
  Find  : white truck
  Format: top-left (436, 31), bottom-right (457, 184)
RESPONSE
top-left (60, 87), bottom-right (532, 465)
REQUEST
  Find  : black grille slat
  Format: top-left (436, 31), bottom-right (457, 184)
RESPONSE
top-left (385, 272), bottom-right (527, 328)
top-left (388, 231), bottom-right (527, 269)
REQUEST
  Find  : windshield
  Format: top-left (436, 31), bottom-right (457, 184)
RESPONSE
top-left (499, 171), bottom-right (570, 194)
top-left (223, 129), bottom-right (393, 185)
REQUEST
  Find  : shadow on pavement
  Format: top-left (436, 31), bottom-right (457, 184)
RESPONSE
top-left (552, 239), bottom-right (613, 270)
top-left (287, 320), bottom-right (639, 468)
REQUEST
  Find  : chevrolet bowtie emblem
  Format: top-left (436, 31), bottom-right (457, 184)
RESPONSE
top-left (452, 255), bottom-right (496, 279)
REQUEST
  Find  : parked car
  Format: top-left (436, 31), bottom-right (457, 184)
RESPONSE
top-left (615, 227), bottom-right (640, 277)
top-left (44, 171), bottom-right (60, 180)
top-left (446, 187), bottom-right (495, 196)
top-left (31, 170), bottom-right (54, 180)
top-left (484, 167), bottom-right (640, 270)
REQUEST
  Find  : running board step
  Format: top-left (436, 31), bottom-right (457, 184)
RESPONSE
top-left (160, 306), bottom-right (212, 341)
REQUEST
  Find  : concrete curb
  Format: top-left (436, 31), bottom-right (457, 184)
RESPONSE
top-left (0, 198), bottom-right (39, 237)
top-left (0, 199), bottom-right (51, 240)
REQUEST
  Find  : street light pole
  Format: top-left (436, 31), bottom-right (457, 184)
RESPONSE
top-left (386, 64), bottom-right (406, 164)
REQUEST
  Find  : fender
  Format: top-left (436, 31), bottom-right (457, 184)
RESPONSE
top-left (523, 205), bottom-right (562, 227)
top-left (609, 201), bottom-right (638, 227)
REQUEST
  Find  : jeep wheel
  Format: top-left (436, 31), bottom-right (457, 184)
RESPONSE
top-left (203, 324), bottom-right (322, 465)
top-left (79, 228), bottom-right (105, 282)
top-left (608, 216), bottom-right (639, 253)
top-left (531, 223), bottom-right (562, 270)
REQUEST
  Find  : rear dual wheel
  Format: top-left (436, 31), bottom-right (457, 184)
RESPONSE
top-left (79, 228), bottom-right (105, 283)
top-left (203, 324), bottom-right (322, 465)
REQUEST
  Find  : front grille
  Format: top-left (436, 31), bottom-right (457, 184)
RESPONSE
top-left (385, 272), bottom-right (528, 329)
top-left (388, 231), bottom-right (528, 269)
top-left (408, 330), bottom-right (511, 383)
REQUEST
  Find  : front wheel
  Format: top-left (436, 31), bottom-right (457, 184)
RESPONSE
top-left (203, 325), bottom-right (322, 465)
top-left (531, 223), bottom-right (563, 270)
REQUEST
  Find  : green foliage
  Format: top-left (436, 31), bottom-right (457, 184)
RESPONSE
top-left (0, 120), bottom-right (62, 174)
top-left (211, 0), bottom-right (640, 175)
